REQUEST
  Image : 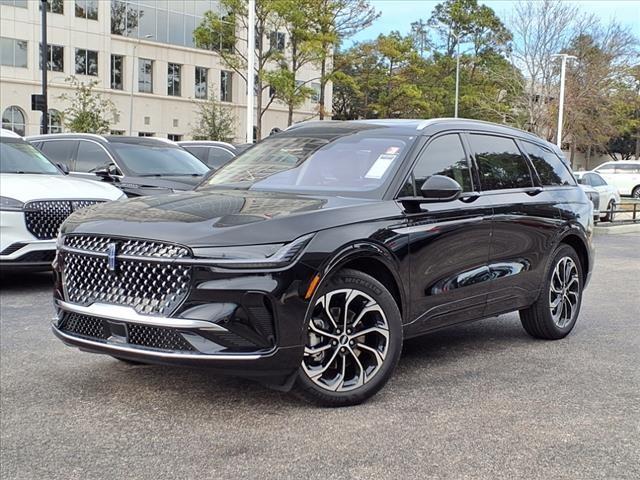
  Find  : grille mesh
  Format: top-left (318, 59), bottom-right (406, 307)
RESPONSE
top-left (59, 313), bottom-right (196, 352)
top-left (24, 200), bottom-right (102, 240)
top-left (62, 236), bottom-right (191, 315)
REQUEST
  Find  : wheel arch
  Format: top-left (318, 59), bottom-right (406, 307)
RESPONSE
top-left (559, 233), bottom-right (590, 284)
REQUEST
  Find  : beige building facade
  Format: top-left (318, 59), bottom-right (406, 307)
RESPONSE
top-left (0, 0), bottom-right (330, 142)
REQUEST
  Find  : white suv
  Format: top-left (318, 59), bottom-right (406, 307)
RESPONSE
top-left (592, 161), bottom-right (640, 198)
top-left (0, 130), bottom-right (123, 271)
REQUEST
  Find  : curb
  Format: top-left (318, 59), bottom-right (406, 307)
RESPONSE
top-left (594, 223), bottom-right (640, 235)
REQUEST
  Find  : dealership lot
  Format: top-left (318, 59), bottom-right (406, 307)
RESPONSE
top-left (1, 233), bottom-right (638, 480)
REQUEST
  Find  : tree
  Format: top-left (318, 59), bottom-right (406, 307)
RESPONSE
top-left (270, 0), bottom-right (323, 125)
top-left (191, 93), bottom-right (236, 142)
top-left (59, 76), bottom-right (117, 133)
top-left (311, 0), bottom-right (379, 119)
top-left (194, 0), bottom-right (282, 140)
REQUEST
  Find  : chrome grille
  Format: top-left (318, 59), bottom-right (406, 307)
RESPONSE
top-left (62, 236), bottom-right (192, 315)
top-left (24, 200), bottom-right (103, 240)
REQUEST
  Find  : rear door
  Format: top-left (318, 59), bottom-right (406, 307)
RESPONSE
top-left (466, 133), bottom-right (564, 316)
top-left (39, 139), bottom-right (78, 171)
top-left (401, 133), bottom-right (493, 337)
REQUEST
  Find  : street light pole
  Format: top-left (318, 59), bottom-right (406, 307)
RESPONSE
top-left (246, 0), bottom-right (256, 143)
top-left (454, 38), bottom-right (460, 118)
top-left (129, 34), bottom-right (152, 136)
top-left (40, 0), bottom-right (48, 134)
top-left (551, 53), bottom-right (577, 148)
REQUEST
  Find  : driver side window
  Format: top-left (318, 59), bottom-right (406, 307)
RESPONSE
top-left (400, 134), bottom-right (472, 196)
top-left (76, 141), bottom-right (112, 173)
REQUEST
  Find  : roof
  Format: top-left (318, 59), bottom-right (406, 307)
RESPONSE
top-left (178, 140), bottom-right (236, 150)
top-left (0, 128), bottom-right (22, 139)
top-left (25, 133), bottom-right (179, 147)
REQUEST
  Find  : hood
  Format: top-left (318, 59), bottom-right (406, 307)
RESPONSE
top-left (0, 173), bottom-right (123, 203)
top-left (117, 175), bottom-right (204, 190)
top-left (62, 189), bottom-right (402, 246)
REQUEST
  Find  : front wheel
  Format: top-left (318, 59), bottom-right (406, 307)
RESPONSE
top-left (294, 269), bottom-right (403, 407)
top-left (602, 200), bottom-right (616, 222)
top-left (520, 244), bottom-right (583, 340)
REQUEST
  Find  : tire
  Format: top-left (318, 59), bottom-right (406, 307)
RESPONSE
top-left (520, 244), bottom-right (583, 340)
top-left (293, 269), bottom-right (403, 407)
top-left (633, 186), bottom-right (640, 199)
top-left (602, 200), bottom-right (615, 222)
top-left (111, 355), bottom-right (144, 365)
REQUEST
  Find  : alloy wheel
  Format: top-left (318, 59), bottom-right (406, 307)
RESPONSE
top-left (302, 288), bottom-right (389, 392)
top-left (548, 256), bottom-right (580, 328)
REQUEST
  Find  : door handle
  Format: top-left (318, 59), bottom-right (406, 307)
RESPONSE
top-left (460, 192), bottom-right (480, 203)
top-left (525, 187), bottom-right (543, 196)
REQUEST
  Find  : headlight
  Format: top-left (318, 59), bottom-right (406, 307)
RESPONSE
top-left (192, 233), bottom-right (314, 269)
top-left (0, 196), bottom-right (24, 211)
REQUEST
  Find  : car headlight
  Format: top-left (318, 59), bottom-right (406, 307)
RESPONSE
top-left (0, 196), bottom-right (24, 211)
top-left (192, 233), bottom-right (314, 269)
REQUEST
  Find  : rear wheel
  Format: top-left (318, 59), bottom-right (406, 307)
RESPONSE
top-left (602, 199), bottom-right (616, 222)
top-left (520, 244), bottom-right (583, 340)
top-left (632, 186), bottom-right (640, 199)
top-left (294, 269), bottom-right (402, 407)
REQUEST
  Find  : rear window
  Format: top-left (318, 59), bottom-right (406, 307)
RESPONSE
top-left (469, 134), bottom-right (533, 190)
top-left (521, 141), bottom-right (575, 186)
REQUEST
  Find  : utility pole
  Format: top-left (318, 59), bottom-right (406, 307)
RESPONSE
top-left (246, 0), bottom-right (255, 143)
top-left (551, 53), bottom-right (577, 148)
top-left (40, 0), bottom-right (48, 134)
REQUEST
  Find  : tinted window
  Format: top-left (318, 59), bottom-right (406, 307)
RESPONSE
top-left (588, 173), bottom-right (606, 187)
top-left (40, 140), bottom-right (77, 169)
top-left (616, 164), bottom-right (640, 173)
top-left (0, 139), bottom-right (60, 174)
top-left (183, 146), bottom-right (208, 163)
top-left (521, 141), bottom-right (575, 186)
top-left (208, 147), bottom-right (235, 169)
top-left (401, 134), bottom-right (471, 196)
top-left (109, 143), bottom-right (209, 176)
top-left (595, 163), bottom-right (615, 174)
top-left (470, 134), bottom-right (532, 190)
top-left (75, 141), bottom-right (112, 172)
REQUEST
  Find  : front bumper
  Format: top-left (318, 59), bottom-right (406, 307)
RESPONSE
top-left (0, 212), bottom-right (55, 270)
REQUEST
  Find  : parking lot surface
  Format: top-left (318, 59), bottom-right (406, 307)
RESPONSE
top-left (1, 233), bottom-right (639, 480)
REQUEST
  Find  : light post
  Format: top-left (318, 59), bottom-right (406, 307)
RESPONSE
top-left (129, 34), bottom-right (153, 135)
top-left (246, 0), bottom-right (256, 143)
top-left (453, 32), bottom-right (461, 118)
top-left (551, 53), bottom-right (577, 148)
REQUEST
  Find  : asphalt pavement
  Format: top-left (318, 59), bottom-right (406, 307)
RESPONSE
top-left (1, 233), bottom-right (639, 480)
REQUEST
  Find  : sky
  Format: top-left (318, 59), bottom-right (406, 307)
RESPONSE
top-left (349, 0), bottom-right (640, 44)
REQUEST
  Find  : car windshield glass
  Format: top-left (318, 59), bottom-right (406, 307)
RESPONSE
top-left (199, 133), bottom-right (412, 198)
top-left (0, 140), bottom-right (60, 175)
top-left (110, 143), bottom-right (210, 176)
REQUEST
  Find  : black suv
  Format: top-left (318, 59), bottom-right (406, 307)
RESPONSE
top-left (27, 134), bottom-right (209, 197)
top-left (52, 119), bottom-right (594, 406)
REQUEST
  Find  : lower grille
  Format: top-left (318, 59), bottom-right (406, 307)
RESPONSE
top-left (25, 200), bottom-right (103, 240)
top-left (59, 313), bottom-right (196, 352)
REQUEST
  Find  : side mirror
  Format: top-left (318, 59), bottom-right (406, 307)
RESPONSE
top-left (419, 175), bottom-right (463, 202)
top-left (56, 163), bottom-right (69, 175)
top-left (93, 162), bottom-right (118, 179)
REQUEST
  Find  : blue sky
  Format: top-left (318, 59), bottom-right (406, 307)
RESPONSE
top-left (349, 0), bottom-right (640, 44)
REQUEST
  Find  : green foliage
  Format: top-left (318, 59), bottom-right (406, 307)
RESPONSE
top-left (191, 93), bottom-right (236, 142)
top-left (59, 76), bottom-right (117, 134)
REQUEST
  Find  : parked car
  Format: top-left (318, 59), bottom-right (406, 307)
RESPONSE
top-left (0, 129), bottom-right (123, 271)
top-left (574, 171), bottom-right (620, 222)
top-left (592, 160), bottom-right (640, 198)
top-left (27, 134), bottom-right (209, 197)
top-left (578, 183), bottom-right (601, 223)
top-left (51, 119), bottom-right (594, 406)
top-left (178, 140), bottom-right (236, 170)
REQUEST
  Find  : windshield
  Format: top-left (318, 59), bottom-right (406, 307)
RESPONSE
top-left (199, 133), bottom-right (412, 198)
top-left (110, 143), bottom-right (210, 176)
top-left (0, 140), bottom-right (60, 175)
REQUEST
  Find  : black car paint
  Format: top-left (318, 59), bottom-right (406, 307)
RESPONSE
top-left (52, 119), bottom-right (594, 386)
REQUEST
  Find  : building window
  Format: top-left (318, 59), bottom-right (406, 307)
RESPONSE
top-left (110, 54), bottom-right (123, 90)
top-left (75, 49), bottom-right (98, 76)
top-left (138, 58), bottom-right (153, 93)
top-left (0, 37), bottom-right (27, 68)
top-left (311, 82), bottom-right (321, 103)
top-left (195, 66), bottom-right (208, 99)
top-left (167, 134), bottom-right (182, 141)
top-left (167, 63), bottom-right (181, 97)
top-left (75, 0), bottom-right (98, 20)
top-left (42, 0), bottom-right (64, 14)
top-left (220, 71), bottom-right (232, 102)
top-left (270, 31), bottom-right (285, 51)
top-left (1, 106), bottom-right (27, 136)
top-left (0, 0), bottom-right (27, 8)
top-left (138, 132), bottom-right (154, 137)
top-left (48, 109), bottom-right (63, 134)
top-left (110, 130), bottom-right (125, 135)
top-left (40, 44), bottom-right (64, 72)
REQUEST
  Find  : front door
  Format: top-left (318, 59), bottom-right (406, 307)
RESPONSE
top-left (399, 133), bottom-right (493, 338)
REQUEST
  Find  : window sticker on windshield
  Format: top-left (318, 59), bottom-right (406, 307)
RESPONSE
top-left (365, 154), bottom-right (397, 179)
top-left (385, 146), bottom-right (401, 155)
